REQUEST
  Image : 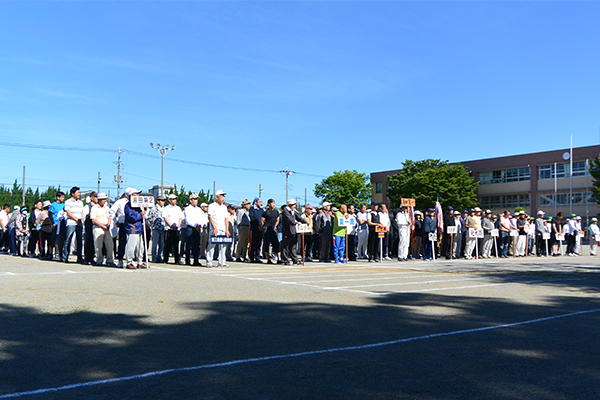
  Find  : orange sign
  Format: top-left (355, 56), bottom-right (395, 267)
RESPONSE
top-left (378, 232), bottom-right (385, 238)
top-left (375, 226), bottom-right (388, 233)
top-left (401, 198), bottom-right (416, 207)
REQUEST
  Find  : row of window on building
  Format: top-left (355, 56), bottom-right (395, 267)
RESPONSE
top-left (478, 161), bottom-right (590, 185)
top-left (479, 191), bottom-right (595, 210)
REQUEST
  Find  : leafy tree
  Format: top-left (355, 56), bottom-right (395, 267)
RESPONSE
top-left (314, 170), bottom-right (371, 206)
top-left (589, 157), bottom-right (600, 206)
top-left (387, 159), bottom-right (479, 211)
top-left (168, 185), bottom-right (212, 206)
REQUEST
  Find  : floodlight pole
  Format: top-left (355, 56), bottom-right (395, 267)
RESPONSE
top-left (150, 143), bottom-right (176, 196)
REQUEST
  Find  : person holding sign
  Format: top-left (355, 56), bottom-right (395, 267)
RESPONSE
top-left (281, 199), bottom-right (307, 265)
top-left (206, 190), bottom-right (230, 268)
top-left (422, 208), bottom-right (436, 261)
top-left (442, 206), bottom-right (455, 260)
top-left (588, 217), bottom-right (599, 256)
top-left (463, 209), bottom-right (476, 259)
top-left (515, 211), bottom-right (527, 257)
top-left (481, 210), bottom-right (494, 258)
top-left (124, 189), bottom-right (146, 269)
top-left (396, 205), bottom-right (410, 261)
top-left (550, 212), bottom-right (563, 256)
top-left (366, 202), bottom-right (382, 262)
top-left (332, 204), bottom-right (349, 264)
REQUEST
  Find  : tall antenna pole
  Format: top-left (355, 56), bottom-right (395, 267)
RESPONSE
top-left (97, 172), bottom-right (101, 194)
top-left (570, 135), bottom-right (573, 215)
top-left (114, 147), bottom-right (126, 198)
top-left (150, 143), bottom-right (176, 197)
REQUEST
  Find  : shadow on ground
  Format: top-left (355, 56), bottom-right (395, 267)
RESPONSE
top-left (1, 278), bottom-right (600, 399)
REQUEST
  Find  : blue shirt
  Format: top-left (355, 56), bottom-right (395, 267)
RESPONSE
top-left (48, 201), bottom-right (64, 225)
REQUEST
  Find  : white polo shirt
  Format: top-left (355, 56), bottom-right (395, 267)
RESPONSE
top-left (64, 198), bottom-right (84, 226)
top-left (208, 202), bottom-right (228, 233)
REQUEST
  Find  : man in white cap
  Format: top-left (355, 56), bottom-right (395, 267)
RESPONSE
top-left (280, 199), bottom-right (307, 265)
top-left (206, 190), bottom-right (230, 267)
top-left (110, 188), bottom-right (132, 267)
top-left (63, 186), bottom-right (84, 263)
top-left (314, 201), bottom-right (333, 262)
top-left (396, 205), bottom-right (411, 261)
top-left (588, 217), bottom-right (599, 256)
top-left (163, 193), bottom-right (183, 264)
top-left (199, 202), bottom-right (209, 259)
top-left (91, 193), bottom-right (115, 266)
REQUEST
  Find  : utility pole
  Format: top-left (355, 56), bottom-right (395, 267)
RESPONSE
top-left (279, 167), bottom-right (295, 201)
top-left (150, 142), bottom-right (176, 196)
top-left (114, 147), bottom-right (126, 198)
top-left (259, 184), bottom-right (263, 199)
top-left (305, 188), bottom-right (307, 208)
top-left (97, 172), bottom-right (101, 194)
top-left (22, 166), bottom-right (25, 206)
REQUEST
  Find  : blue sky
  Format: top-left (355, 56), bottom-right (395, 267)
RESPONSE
top-left (1, 1), bottom-right (600, 206)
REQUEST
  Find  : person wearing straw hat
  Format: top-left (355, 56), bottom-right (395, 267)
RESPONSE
top-left (91, 193), bottom-right (116, 267)
top-left (206, 189), bottom-right (230, 268)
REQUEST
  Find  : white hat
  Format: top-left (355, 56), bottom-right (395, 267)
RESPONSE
top-left (200, 202), bottom-right (208, 207)
top-left (485, 209), bottom-right (492, 214)
top-left (42, 200), bottom-right (52, 208)
top-left (215, 189), bottom-right (226, 196)
top-left (168, 194), bottom-right (177, 200)
top-left (287, 199), bottom-right (297, 205)
top-left (126, 187), bottom-right (142, 196)
top-left (576, 216), bottom-right (582, 220)
top-left (537, 210), bottom-right (545, 215)
top-left (414, 210), bottom-right (422, 215)
top-left (322, 201), bottom-right (332, 207)
top-left (97, 193), bottom-right (108, 200)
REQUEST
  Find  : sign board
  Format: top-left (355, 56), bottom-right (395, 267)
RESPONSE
top-left (469, 228), bottom-right (484, 238)
top-left (447, 226), bottom-right (458, 234)
top-left (577, 232), bottom-right (585, 238)
top-left (130, 196), bottom-right (155, 209)
top-left (491, 229), bottom-right (499, 237)
top-left (296, 223), bottom-right (311, 234)
top-left (542, 232), bottom-right (551, 240)
top-left (428, 233), bottom-right (437, 242)
top-left (378, 232), bottom-right (385, 238)
top-left (210, 235), bottom-right (234, 245)
top-left (338, 216), bottom-right (357, 227)
top-left (401, 198), bottom-right (416, 207)
top-left (375, 225), bottom-right (389, 233)
top-left (555, 233), bottom-right (565, 241)
top-left (595, 235), bottom-right (600, 242)
top-left (510, 230), bottom-right (519, 237)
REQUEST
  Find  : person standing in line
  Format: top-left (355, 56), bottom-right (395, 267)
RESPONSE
top-left (91, 193), bottom-right (115, 267)
top-left (124, 189), bottom-right (146, 269)
top-left (48, 191), bottom-right (65, 260)
top-left (499, 211), bottom-right (512, 258)
top-left (206, 190), bottom-right (230, 268)
top-left (63, 187), bottom-right (84, 263)
top-left (396, 205), bottom-right (410, 262)
top-left (82, 192), bottom-right (98, 265)
top-left (15, 206), bottom-right (28, 256)
top-left (199, 202), bottom-right (209, 259)
top-left (346, 204), bottom-right (357, 262)
top-left (317, 202), bottom-right (333, 263)
top-left (147, 195), bottom-right (166, 263)
top-left (248, 198), bottom-right (264, 263)
top-left (442, 206), bottom-right (456, 260)
top-left (366, 202), bottom-right (382, 262)
top-left (356, 204), bottom-right (369, 260)
top-left (574, 216), bottom-right (583, 255)
top-left (312, 205), bottom-right (323, 260)
top-left (36, 201), bottom-right (53, 260)
top-left (0, 204), bottom-right (8, 253)
top-left (184, 193), bottom-right (203, 266)
top-left (422, 208), bottom-right (436, 261)
top-left (163, 194), bottom-right (183, 264)
top-left (565, 214), bottom-right (583, 256)
top-left (28, 200), bottom-right (43, 257)
top-left (378, 204), bottom-right (391, 260)
top-left (225, 204), bottom-right (237, 262)
top-left (260, 199), bottom-right (280, 264)
top-left (281, 199), bottom-right (307, 265)
top-left (463, 209), bottom-right (477, 260)
top-left (481, 210), bottom-right (494, 258)
top-left (588, 217), bottom-right (599, 256)
top-left (110, 190), bottom-right (132, 267)
top-left (535, 211), bottom-right (546, 256)
top-left (452, 211), bottom-right (462, 259)
top-left (298, 205), bottom-right (314, 262)
top-left (332, 204), bottom-right (349, 264)
top-left (515, 211), bottom-right (528, 257)
top-left (235, 199), bottom-right (251, 262)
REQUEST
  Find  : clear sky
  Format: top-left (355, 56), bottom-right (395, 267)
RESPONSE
top-left (1, 1), bottom-right (599, 206)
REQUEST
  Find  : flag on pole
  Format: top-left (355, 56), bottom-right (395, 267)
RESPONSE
top-left (434, 201), bottom-right (444, 232)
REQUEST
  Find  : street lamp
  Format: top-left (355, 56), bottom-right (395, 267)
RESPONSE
top-left (150, 142), bottom-right (176, 195)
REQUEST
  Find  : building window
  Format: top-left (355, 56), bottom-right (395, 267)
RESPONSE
top-left (375, 182), bottom-right (383, 194)
top-left (538, 161), bottom-right (590, 180)
top-left (539, 191), bottom-right (594, 206)
top-left (479, 167), bottom-right (530, 185)
top-left (479, 193), bottom-right (530, 209)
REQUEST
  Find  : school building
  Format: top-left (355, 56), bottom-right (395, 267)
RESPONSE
top-left (370, 145), bottom-right (600, 220)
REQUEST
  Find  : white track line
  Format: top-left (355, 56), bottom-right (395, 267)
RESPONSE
top-left (0, 307), bottom-right (598, 399)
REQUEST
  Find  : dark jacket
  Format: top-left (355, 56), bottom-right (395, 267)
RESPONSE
top-left (423, 216), bottom-right (436, 236)
top-left (281, 207), bottom-right (307, 237)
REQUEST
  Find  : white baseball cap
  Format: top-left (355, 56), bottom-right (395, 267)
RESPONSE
top-left (215, 190), bottom-right (226, 196)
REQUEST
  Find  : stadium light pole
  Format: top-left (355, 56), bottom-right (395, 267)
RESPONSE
top-left (150, 143), bottom-right (176, 195)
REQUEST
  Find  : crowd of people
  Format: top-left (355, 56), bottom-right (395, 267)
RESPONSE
top-left (1, 187), bottom-right (599, 268)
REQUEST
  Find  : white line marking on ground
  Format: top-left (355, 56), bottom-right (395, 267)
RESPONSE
top-left (324, 277), bottom-right (490, 289)
top-left (1, 307), bottom-right (598, 399)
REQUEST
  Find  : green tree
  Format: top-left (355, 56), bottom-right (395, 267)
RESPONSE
top-left (387, 159), bottom-right (479, 211)
top-left (168, 185), bottom-right (212, 206)
top-left (589, 157), bottom-right (600, 206)
top-left (314, 170), bottom-right (371, 206)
